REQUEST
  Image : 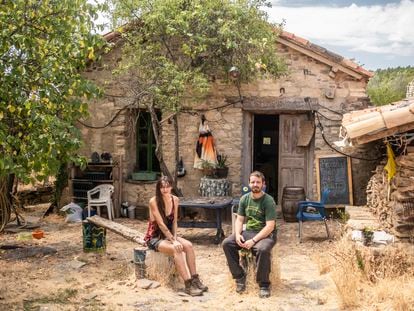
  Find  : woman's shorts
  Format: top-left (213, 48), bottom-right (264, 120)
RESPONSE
top-left (147, 237), bottom-right (163, 251)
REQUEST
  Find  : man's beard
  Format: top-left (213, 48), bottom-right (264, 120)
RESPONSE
top-left (251, 187), bottom-right (262, 193)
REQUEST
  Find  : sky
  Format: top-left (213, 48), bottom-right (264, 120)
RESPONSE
top-left (266, 0), bottom-right (414, 70)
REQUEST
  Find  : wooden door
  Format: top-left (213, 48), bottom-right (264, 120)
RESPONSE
top-left (278, 114), bottom-right (309, 204)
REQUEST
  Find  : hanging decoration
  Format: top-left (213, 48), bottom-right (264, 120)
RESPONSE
top-left (177, 157), bottom-right (186, 177)
top-left (194, 115), bottom-right (218, 169)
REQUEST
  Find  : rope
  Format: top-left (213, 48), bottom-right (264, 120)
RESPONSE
top-left (315, 112), bottom-right (383, 161)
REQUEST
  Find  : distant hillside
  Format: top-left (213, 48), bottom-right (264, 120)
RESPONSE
top-left (367, 66), bottom-right (414, 106)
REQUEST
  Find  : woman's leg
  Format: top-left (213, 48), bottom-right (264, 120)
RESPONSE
top-left (177, 237), bottom-right (208, 292)
top-left (157, 240), bottom-right (191, 281)
top-left (176, 237), bottom-right (196, 275)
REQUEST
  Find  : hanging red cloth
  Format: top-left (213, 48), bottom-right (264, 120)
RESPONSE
top-left (194, 120), bottom-right (217, 169)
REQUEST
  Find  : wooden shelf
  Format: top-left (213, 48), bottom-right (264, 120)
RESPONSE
top-left (69, 161), bottom-right (120, 217)
top-left (71, 179), bottom-right (113, 183)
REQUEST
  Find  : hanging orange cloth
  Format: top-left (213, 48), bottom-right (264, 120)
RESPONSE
top-left (194, 120), bottom-right (217, 169)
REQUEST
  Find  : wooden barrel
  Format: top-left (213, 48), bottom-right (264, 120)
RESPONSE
top-left (82, 222), bottom-right (106, 252)
top-left (282, 186), bottom-right (305, 222)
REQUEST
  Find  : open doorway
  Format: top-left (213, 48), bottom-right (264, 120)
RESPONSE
top-left (253, 114), bottom-right (279, 200)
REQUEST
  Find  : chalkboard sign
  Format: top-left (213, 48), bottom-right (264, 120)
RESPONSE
top-left (316, 155), bottom-right (353, 205)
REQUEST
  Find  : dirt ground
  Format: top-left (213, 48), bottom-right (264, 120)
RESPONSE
top-left (0, 204), bottom-right (343, 311)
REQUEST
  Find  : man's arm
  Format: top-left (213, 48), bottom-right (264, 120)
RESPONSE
top-left (252, 220), bottom-right (275, 242)
top-left (234, 214), bottom-right (245, 247)
top-left (243, 220), bottom-right (275, 250)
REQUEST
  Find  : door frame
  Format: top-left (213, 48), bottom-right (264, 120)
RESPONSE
top-left (241, 109), bottom-right (315, 204)
top-left (277, 113), bottom-right (314, 205)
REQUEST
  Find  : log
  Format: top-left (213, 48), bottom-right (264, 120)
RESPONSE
top-left (86, 215), bottom-right (146, 246)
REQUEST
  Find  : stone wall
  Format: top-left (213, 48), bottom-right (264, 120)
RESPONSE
top-left (79, 40), bottom-right (378, 207)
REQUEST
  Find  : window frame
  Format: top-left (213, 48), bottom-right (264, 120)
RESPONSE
top-left (135, 111), bottom-right (160, 173)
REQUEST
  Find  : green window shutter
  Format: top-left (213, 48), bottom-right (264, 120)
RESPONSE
top-left (136, 112), bottom-right (160, 173)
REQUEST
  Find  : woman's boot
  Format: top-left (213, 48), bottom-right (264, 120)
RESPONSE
top-left (184, 279), bottom-right (203, 296)
top-left (191, 274), bottom-right (208, 292)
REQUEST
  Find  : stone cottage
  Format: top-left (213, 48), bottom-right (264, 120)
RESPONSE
top-left (76, 30), bottom-right (377, 217)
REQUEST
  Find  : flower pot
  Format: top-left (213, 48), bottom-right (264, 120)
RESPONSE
top-left (202, 168), bottom-right (216, 178)
top-left (32, 229), bottom-right (44, 239)
top-left (215, 167), bottom-right (229, 178)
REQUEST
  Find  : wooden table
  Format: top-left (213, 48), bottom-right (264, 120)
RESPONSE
top-left (178, 197), bottom-right (234, 244)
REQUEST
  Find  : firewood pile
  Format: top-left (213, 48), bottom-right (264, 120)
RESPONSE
top-left (366, 164), bottom-right (391, 228)
top-left (366, 155), bottom-right (414, 241)
top-left (391, 155), bottom-right (414, 240)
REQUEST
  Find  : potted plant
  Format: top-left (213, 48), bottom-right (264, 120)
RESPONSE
top-left (215, 154), bottom-right (229, 178)
top-left (201, 159), bottom-right (216, 178)
top-left (362, 227), bottom-right (374, 246)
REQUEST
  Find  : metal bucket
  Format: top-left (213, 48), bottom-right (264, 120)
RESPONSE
top-left (281, 186), bottom-right (305, 222)
top-left (133, 248), bottom-right (147, 279)
top-left (128, 206), bottom-right (136, 219)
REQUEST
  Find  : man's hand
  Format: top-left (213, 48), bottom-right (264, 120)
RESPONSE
top-left (243, 239), bottom-right (255, 250)
top-left (235, 234), bottom-right (245, 247)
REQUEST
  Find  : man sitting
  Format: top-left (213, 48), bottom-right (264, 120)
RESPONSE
top-left (222, 171), bottom-right (277, 298)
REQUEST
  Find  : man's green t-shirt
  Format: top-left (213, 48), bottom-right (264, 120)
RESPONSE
top-left (237, 192), bottom-right (276, 232)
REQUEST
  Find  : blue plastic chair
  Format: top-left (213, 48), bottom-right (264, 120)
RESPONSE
top-left (296, 189), bottom-right (331, 243)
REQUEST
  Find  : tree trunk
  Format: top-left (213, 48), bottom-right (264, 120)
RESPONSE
top-left (45, 162), bottom-right (67, 216)
top-left (148, 102), bottom-right (183, 196)
top-left (0, 175), bottom-right (11, 232)
top-left (86, 215), bottom-right (146, 246)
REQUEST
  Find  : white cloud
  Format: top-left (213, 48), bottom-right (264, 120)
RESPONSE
top-left (267, 0), bottom-right (414, 57)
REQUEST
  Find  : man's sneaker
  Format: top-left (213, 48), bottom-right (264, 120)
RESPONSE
top-left (235, 274), bottom-right (246, 293)
top-left (192, 274), bottom-right (208, 292)
top-left (259, 286), bottom-right (270, 298)
top-left (184, 279), bottom-right (203, 296)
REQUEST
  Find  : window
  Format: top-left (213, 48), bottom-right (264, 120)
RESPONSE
top-left (136, 111), bottom-right (160, 172)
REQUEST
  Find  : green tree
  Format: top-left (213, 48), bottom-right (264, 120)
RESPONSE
top-left (0, 0), bottom-right (105, 229)
top-left (105, 0), bottom-right (286, 193)
top-left (367, 66), bottom-right (414, 106)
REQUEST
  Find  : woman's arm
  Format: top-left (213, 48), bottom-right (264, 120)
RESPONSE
top-left (149, 198), bottom-right (175, 242)
top-left (172, 196), bottom-right (179, 239)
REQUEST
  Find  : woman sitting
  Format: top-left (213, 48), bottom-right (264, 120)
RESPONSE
top-left (144, 176), bottom-right (208, 296)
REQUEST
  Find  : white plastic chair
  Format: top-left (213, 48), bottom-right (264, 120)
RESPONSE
top-left (87, 184), bottom-right (115, 220)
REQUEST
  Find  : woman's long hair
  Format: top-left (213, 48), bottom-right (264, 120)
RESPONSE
top-left (155, 176), bottom-right (173, 225)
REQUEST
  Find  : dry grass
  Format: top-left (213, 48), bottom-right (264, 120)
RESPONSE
top-left (329, 237), bottom-right (363, 309)
top-left (372, 276), bottom-right (414, 310)
top-left (314, 252), bottom-right (332, 275)
top-left (244, 246), bottom-right (281, 291)
top-left (360, 244), bottom-right (414, 282)
top-left (326, 235), bottom-right (414, 310)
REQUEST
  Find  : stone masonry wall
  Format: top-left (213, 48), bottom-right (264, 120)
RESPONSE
top-left (80, 40), bottom-right (377, 207)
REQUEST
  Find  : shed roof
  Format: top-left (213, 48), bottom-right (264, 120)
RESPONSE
top-left (342, 99), bottom-right (414, 145)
